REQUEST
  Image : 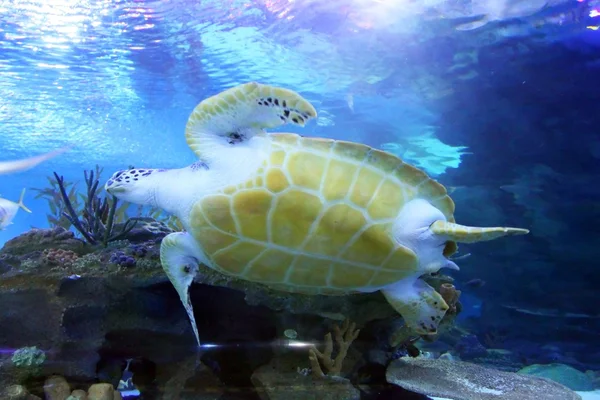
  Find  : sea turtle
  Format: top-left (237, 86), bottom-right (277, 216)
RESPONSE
top-left (105, 82), bottom-right (529, 347)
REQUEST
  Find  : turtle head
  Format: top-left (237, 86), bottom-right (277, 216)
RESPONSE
top-left (105, 167), bottom-right (163, 207)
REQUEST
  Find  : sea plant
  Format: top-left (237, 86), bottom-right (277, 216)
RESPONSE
top-left (31, 175), bottom-right (80, 230)
top-left (53, 166), bottom-right (138, 247)
top-left (35, 165), bottom-right (185, 236)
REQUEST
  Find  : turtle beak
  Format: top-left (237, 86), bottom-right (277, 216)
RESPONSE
top-left (105, 179), bottom-right (124, 194)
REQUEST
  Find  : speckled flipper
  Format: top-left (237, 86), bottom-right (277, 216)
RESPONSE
top-left (160, 232), bottom-right (206, 347)
top-left (185, 82), bottom-right (317, 159)
top-left (381, 278), bottom-right (449, 335)
top-left (431, 220), bottom-right (529, 243)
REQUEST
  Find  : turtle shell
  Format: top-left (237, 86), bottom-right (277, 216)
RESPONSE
top-left (188, 134), bottom-right (457, 294)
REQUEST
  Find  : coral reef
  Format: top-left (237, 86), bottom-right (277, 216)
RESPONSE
top-left (308, 319), bottom-right (360, 379)
top-left (3, 224), bottom-right (592, 399)
top-left (53, 168), bottom-right (137, 247)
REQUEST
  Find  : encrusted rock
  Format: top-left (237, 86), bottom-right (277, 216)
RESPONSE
top-left (251, 354), bottom-right (360, 400)
top-left (67, 389), bottom-right (88, 400)
top-left (386, 357), bottom-right (582, 400)
top-left (43, 375), bottom-right (71, 400)
top-left (1, 227), bottom-right (86, 256)
top-left (87, 383), bottom-right (114, 400)
top-left (1, 384), bottom-right (42, 400)
top-left (42, 248), bottom-right (79, 268)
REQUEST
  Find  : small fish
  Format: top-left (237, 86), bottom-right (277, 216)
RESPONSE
top-left (0, 146), bottom-right (71, 176)
top-left (450, 252), bottom-right (472, 261)
top-left (0, 188), bottom-right (32, 230)
top-left (464, 278), bottom-right (486, 288)
top-left (346, 93), bottom-right (354, 112)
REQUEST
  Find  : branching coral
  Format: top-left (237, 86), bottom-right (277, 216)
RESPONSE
top-left (31, 175), bottom-right (81, 230)
top-left (53, 167), bottom-right (137, 247)
top-left (308, 319), bottom-right (360, 378)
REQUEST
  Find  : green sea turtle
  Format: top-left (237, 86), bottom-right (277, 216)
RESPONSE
top-left (104, 82), bottom-right (529, 347)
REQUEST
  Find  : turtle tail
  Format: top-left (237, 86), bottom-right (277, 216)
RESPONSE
top-left (430, 220), bottom-right (529, 243)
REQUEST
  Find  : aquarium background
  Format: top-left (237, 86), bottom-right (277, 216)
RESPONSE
top-left (1, 0), bottom-right (600, 399)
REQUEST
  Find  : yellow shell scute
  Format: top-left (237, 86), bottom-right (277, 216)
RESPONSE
top-left (212, 241), bottom-right (264, 275)
top-left (395, 162), bottom-right (429, 187)
top-left (367, 178), bottom-right (404, 220)
top-left (330, 264), bottom-right (375, 288)
top-left (303, 204), bottom-right (366, 256)
top-left (322, 159), bottom-right (358, 201)
top-left (367, 149), bottom-right (403, 174)
top-left (265, 168), bottom-right (289, 193)
top-left (382, 246), bottom-right (419, 272)
top-left (333, 140), bottom-right (370, 161)
top-left (287, 151), bottom-right (327, 190)
top-left (299, 136), bottom-right (334, 153)
top-left (270, 150), bottom-right (286, 166)
top-left (272, 133), bottom-right (299, 146)
top-left (199, 194), bottom-right (238, 235)
top-left (340, 225), bottom-right (393, 265)
top-left (245, 249), bottom-right (294, 282)
top-left (193, 227), bottom-right (237, 255)
top-left (232, 189), bottom-right (272, 242)
top-left (288, 256), bottom-right (329, 286)
top-left (350, 167), bottom-right (383, 208)
top-left (370, 270), bottom-right (409, 287)
top-left (271, 190), bottom-right (322, 248)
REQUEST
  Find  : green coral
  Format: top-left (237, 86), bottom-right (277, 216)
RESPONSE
top-left (11, 346), bottom-right (46, 367)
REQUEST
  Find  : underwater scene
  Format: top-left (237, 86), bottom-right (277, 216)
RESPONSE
top-left (1, 0), bottom-right (599, 399)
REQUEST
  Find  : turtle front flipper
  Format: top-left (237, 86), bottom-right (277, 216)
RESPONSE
top-left (185, 82), bottom-right (318, 159)
top-left (381, 278), bottom-right (449, 335)
top-left (430, 220), bottom-right (529, 243)
top-left (160, 232), bottom-right (208, 348)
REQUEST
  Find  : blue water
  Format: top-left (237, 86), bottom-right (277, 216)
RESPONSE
top-left (2, 0), bottom-right (596, 244)
top-left (1, 0), bottom-right (600, 397)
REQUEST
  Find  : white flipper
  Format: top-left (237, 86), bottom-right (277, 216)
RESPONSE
top-left (160, 232), bottom-right (209, 348)
top-left (381, 278), bottom-right (449, 335)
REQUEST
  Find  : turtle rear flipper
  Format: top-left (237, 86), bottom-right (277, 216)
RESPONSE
top-left (431, 220), bottom-right (529, 243)
top-left (382, 277), bottom-right (449, 335)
